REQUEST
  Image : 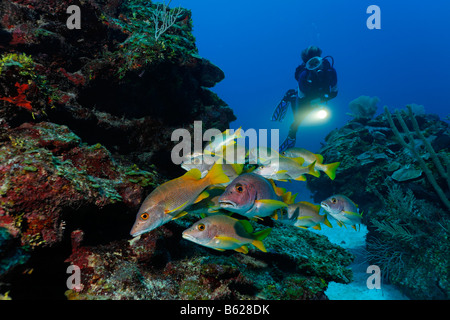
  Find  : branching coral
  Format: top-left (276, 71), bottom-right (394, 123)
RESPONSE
top-left (384, 105), bottom-right (450, 211)
top-left (151, 0), bottom-right (184, 42)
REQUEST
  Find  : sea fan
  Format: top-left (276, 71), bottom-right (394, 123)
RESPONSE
top-left (370, 219), bottom-right (414, 242)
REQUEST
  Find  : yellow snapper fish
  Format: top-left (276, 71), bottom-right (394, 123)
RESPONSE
top-left (130, 163), bottom-right (230, 237)
top-left (203, 127), bottom-right (243, 155)
top-left (180, 153), bottom-right (243, 185)
top-left (182, 214), bottom-right (271, 254)
top-left (247, 146), bottom-right (280, 165)
top-left (218, 173), bottom-right (290, 219)
top-left (273, 201), bottom-right (332, 230)
top-left (181, 152), bottom-right (215, 178)
top-left (253, 156), bottom-right (319, 182)
top-left (320, 194), bottom-right (362, 230)
top-left (281, 148), bottom-right (340, 180)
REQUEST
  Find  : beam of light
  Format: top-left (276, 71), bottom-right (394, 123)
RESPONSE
top-left (316, 109), bottom-right (328, 120)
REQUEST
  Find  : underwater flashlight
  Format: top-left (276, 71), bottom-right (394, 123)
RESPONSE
top-left (316, 109), bottom-right (329, 120)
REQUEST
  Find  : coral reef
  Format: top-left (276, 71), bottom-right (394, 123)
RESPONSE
top-left (0, 0), bottom-right (353, 300)
top-left (307, 104), bottom-right (450, 299)
top-left (64, 219), bottom-right (352, 300)
top-left (0, 0), bottom-right (235, 175)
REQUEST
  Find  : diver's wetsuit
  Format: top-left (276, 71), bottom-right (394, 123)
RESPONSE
top-left (280, 57), bottom-right (338, 152)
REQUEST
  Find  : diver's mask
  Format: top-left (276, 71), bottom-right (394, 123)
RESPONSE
top-left (305, 56), bottom-right (323, 71)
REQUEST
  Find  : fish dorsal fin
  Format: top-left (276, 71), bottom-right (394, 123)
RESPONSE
top-left (182, 168), bottom-right (202, 181)
top-left (291, 156), bottom-right (305, 166)
top-left (238, 220), bottom-right (253, 234)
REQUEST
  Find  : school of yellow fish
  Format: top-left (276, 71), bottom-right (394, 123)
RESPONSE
top-left (130, 128), bottom-right (363, 254)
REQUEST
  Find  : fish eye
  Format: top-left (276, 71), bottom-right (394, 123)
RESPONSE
top-left (331, 198), bottom-right (337, 203)
top-left (194, 158), bottom-right (200, 164)
top-left (235, 183), bottom-right (244, 193)
top-left (140, 212), bottom-right (149, 220)
top-left (197, 223), bottom-right (206, 231)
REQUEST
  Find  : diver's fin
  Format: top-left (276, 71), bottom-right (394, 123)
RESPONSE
top-left (271, 98), bottom-right (290, 122)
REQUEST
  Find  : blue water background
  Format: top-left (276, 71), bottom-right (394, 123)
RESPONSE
top-left (172, 0), bottom-right (450, 200)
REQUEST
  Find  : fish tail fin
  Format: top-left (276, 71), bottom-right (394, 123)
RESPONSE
top-left (307, 161), bottom-right (320, 177)
top-left (234, 127), bottom-right (243, 139)
top-left (205, 163), bottom-right (230, 185)
top-left (252, 228), bottom-right (272, 252)
top-left (282, 191), bottom-right (297, 205)
top-left (323, 162), bottom-right (340, 180)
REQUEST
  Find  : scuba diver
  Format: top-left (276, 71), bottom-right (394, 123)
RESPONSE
top-left (272, 46), bottom-right (338, 152)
